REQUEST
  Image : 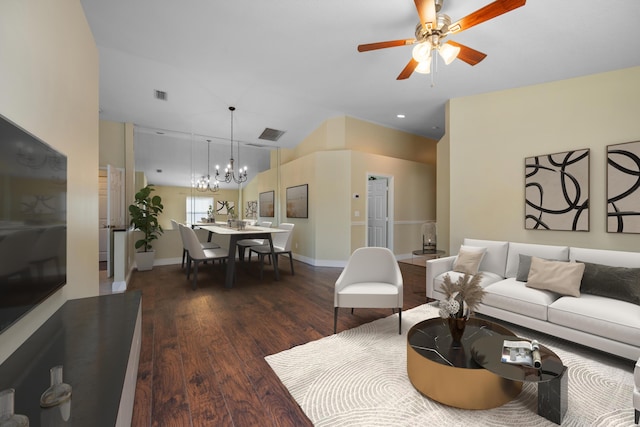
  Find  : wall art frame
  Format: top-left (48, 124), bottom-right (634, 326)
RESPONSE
top-left (524, 148), bottom-right (590, 231)
top-left (216, 200), bottom-right (235, 215)
top-left (259, 190), bottom-right (274, 217)
top-left (286, 184), bottom-right (308, 219)
top-left (607, 140), bottom-right (640, 233)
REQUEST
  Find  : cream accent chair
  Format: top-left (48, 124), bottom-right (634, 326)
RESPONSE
top-left (634, 357), bottom-right (640, 424)
top-left (248, 223), bottom-right (294, 278)
top-left (333, 247), bottom-right (403, 335)
top-left (179, 224), bottom-right (228, 289)
top-left (237, 221), bottom-right (272, 261)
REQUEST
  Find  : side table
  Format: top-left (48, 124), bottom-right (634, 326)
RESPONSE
top-left (471, 335), bottom-right (568, 425)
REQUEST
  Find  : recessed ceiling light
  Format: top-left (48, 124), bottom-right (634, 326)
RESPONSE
top-left (397, 114), bottom-right (405, 118)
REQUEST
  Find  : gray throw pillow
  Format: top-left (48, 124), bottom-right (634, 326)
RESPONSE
top-left (579, 261), bottom-right (640, 305)
top-left (516, 254), bottom-right (533, 282)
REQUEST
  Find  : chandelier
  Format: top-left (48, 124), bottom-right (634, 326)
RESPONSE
top-left (215, 106), bottom-right (247, 184)
top-left (194, 139), bottom-right (219, 192)
top-left (411, 14), bottom-right (460, 75)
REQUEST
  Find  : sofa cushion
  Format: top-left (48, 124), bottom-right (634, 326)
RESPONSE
top-left (432, 271), bottom-right (503, 300)
top-left (548, 294), bottom-right (640, 347)
top-left (505, 242), bottom-right (570, 278)
top-left (579, 261), bottom-right (640, 305)
top-left (482, 278), bottom-right (559, 321)
top-left (453, 246), bottom-right (486, 275)
top-left (570, 246), bottom-right (640, 267)
top-left (463, 239), bottom-right (509, 277)
top-left (526, 257), bottom-right (585, 297)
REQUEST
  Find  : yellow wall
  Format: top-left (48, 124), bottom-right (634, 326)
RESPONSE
top-left (99, 120), bottom-right (126, 168)
top-left (243, 116), bottom-right (438, 266)
top-left (0, 0), bottom-right (99, 362)
top-left (443, 66), bottom-right (640, 254)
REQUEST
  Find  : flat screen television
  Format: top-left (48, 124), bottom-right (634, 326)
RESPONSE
top-left (0, 114), bottom-right (67, 334)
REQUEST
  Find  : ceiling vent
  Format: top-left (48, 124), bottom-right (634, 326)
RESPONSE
top-left (154, 90), bottom-right (168, 101)
top-left (258, 128), bottom-right (285, 142)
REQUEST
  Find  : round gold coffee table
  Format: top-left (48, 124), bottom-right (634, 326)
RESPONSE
top-left (406, 317), bottom-right (522, 409)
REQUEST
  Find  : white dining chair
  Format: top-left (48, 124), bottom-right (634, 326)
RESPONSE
top-left (173, 219), bottom-right (219, 268)
top-left (333, 247), bottom-right (404, 334)
top-left (236, 221), bottom-right (272, 261)
top-left (180, 224), bottom-right (228, 290)
top-left (248, 223), bottom-right (294, 278)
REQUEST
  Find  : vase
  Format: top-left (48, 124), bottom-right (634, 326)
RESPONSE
top-left (447, 317), bottom-right (467, 346)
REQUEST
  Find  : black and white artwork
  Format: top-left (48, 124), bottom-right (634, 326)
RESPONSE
top-left (607, 140), bottom-right (640, 233)
top-left (525, 149), bottom-right (590, 231)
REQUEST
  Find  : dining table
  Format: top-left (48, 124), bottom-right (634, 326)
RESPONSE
top-left (196, 223), bottom-right (285, 288)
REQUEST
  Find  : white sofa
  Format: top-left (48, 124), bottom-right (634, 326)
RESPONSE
top-left (426, 238), bottom-right (640, 361)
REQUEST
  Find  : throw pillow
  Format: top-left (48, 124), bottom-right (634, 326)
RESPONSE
top-left (516, 254), bottom-right (566, 282)
top-left (526, 257), bottom-right (585, 297)
top-left (579, 261), bottom-right (640, 305)
top-left (516, 254), bottom-right (533, 282)
top-left (453, 246), bottom-right (486, 275)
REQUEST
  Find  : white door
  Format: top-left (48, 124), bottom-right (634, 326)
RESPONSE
top-left (98, 171), bottom-right (108, 263)
top-left (367, 177), bottom-right (388, 247)
top-left (99, 166), bottom-right (125, 276)
top-left (107, 165), bottom-right (125, 276)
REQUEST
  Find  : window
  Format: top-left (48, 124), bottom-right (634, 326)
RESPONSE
top-left (186, 196), bottom-right (213, 225)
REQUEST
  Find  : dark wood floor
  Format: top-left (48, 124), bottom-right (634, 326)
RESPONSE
top-left (128, 257), bottom-right (428, 427)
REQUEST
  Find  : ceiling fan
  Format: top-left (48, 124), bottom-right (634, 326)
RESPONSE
top-left (357, 0), bottom-right (526, 79)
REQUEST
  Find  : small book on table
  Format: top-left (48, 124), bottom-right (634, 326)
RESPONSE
top-left (501, 339), bottom-right (542, 368)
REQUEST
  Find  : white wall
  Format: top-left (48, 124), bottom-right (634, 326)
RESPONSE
top-left (443, 66), bottom-right (640, 254)
top-left (0, 0), bottom-right (99, 362)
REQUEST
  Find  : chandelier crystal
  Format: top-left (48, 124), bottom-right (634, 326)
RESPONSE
top-left (194, 139), bottom-right (219, 192)
top-left (215, 106), bottom-right (248, 184)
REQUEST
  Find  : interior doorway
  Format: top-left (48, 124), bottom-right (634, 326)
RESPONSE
top-left (98, 165), bottom-right (125, 277)
top-left (366, 174), bottom-right (393, 249)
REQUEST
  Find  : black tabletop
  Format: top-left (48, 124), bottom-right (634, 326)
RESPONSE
top-left (470, 335), bottom-right (565, 383)
top-left (407, 317), bottom-right (517, 369)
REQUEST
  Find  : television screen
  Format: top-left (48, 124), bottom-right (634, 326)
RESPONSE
top-left (0, 115), bottom-right (67, 334)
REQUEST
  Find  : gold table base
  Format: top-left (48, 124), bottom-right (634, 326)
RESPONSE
top-left (407, 342), bottom-right (522, 409)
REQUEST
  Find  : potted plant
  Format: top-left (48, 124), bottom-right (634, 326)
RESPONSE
top-left (129, 184), bottom-right (164, 271)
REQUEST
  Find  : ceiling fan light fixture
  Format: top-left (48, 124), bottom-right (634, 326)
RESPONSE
top-left (412, 42), bottom-right (431, 63)
top-left (438, 43), bottom-right (460, 65)
top-left (415, 58), bottom-right (431, 74)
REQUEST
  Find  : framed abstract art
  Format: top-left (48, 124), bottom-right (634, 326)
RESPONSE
top-left (286, 184), bottom-right (308, 218)
top-left (607, 140), bottom-right (640, 233)
top-left (525, 149), bottom-right (590, 231)
top-left (259, 191), bottom-right (274, 217)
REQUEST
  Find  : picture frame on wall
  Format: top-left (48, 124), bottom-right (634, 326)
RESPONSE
top-left (259, 191), bottom-right (274, 217)
top-left (524, 149), bottom-right (590, 231)
top-left (286, 184), bottom-right (308, 218)
top-left (607, 140), bottom-right (640, 233)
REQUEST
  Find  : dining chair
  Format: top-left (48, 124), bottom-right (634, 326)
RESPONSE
top-left (248, 223), bottom-right (294, 278)
top-left (236, 221), bottom-right (273, 261)
top-left (180, 224), bottom-right (228, 290)
top-left (333, 246), bottom-right (403, 334)
top-left (173, 219), bottom-right (219, 268)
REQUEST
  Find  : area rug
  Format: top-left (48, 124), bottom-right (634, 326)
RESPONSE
top-left (265, 304), bottom-right (636, 426)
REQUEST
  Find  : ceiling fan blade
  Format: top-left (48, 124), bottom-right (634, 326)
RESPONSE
top-left (448, 0), bottom-right (526, 34)
top-left (445, 41), bottom-right (487, 65)
top-left (397, 59), bottom-right (419, 80)
top-left (414, 0), bottom-right (437, 30)
top-left (358, 39), bottom-right (415, 52)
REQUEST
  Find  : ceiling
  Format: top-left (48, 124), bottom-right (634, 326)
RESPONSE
top-left (80, 0), bottom-right (640, 188)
